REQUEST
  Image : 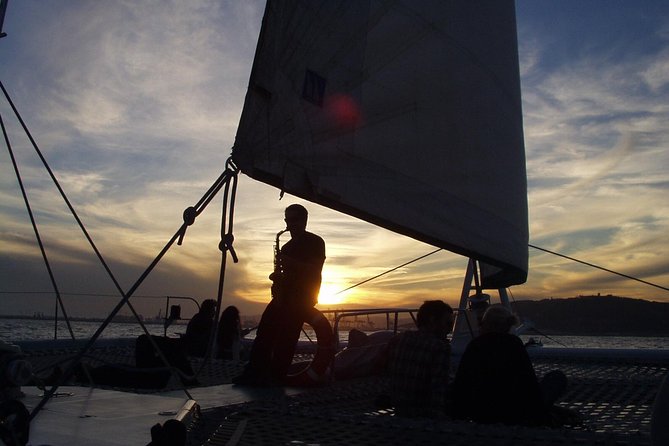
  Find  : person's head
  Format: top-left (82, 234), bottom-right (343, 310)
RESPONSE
top-left (284, 204), bottom-right (308, 234)
top-left (416, 300), bottom-right (454, 338)
top-left (468, 292), bottom-right (491, 325)
top-left (220, 305), bottom-right (240, 324)
top-left (200, 299), bottom-right (217, 317)
top-left (480, 304), bottom-right (518, 334)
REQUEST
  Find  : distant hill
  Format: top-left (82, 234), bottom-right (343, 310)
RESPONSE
top-left (511, 295), bottom-right (669, 336)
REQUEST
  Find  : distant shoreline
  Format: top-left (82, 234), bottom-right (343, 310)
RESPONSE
top-left (0, 314), bottom-right (180, 325)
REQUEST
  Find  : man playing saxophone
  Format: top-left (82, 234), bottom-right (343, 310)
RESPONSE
top-left (235, 204), bottom-right (326, 385)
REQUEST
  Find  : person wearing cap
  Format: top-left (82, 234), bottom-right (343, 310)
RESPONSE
top-left (452, 304), bottom-right (568, 426)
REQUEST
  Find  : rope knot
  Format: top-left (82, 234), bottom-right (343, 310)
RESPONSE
top-left (182, 207), bottom-right (197, 226)
top-left (219, 233), bottom-right (238, 263)
top-left (177, 207), bottom-right (198, 245)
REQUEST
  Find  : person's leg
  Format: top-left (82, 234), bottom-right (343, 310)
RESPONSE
top-left (269, 303), bottom-right (307, 381)
top-left (238, 300), bottom-right (282, 381)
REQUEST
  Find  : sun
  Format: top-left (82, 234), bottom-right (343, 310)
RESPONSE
top-left (317, 283), bottom-right (349, 306)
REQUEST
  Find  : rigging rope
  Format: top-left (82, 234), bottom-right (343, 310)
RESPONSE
top-left (197, 157), bottom-right (240, 372)
top-left (507, 287), bottom-right (569, 348)
top-left (1, 80), bottom-right (224, 416)
top-left (1, 82), bottom-right (159, 335)
top-left (334, 248), bottom-right (442, 295)
top-left (29, 166), bottom-right (240, 418)
top-left (334, 244), bottom-right (668, 297)
top-left (0, 102), bottom-right (75, 340)
top-left (529, 244), bottom-right (669, 293)
top-left (0, 79), bottom-right (138, 334)
top-left (2, 77), bottom-right (241, 416)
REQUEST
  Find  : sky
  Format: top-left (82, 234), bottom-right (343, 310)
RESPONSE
top-left (0, 1), bottom-right (668, 321)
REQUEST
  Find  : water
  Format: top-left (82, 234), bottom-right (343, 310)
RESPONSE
top-left (2, 318), bottom-right (669, 350)
top-left (516, 334), bottom-right (669, 350)
top-left (0, 318), bottom-right (186, 342)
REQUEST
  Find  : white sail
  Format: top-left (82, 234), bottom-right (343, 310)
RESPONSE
top-left (232, 0), bottom-right (528, 287)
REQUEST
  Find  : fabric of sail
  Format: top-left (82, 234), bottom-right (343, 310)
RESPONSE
top-left (232, 0), bottom-right (528, 287)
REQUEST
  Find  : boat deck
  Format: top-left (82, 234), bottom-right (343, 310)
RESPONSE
top-left (17, 342), bottom-right (668, 445)
top-left (189, 357), bottom-right (664, 446)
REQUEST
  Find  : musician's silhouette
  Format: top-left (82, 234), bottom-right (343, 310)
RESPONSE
top-left (234, 204), bottom-right (325, 385)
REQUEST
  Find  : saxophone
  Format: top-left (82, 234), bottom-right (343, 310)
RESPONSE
top-left (271, 229), bottom-right (288, 299)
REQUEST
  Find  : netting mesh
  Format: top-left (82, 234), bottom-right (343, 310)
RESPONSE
top-left (189, 357), bottom-right (665, 446)
top-left (21, 344), bottom-right (667, 445)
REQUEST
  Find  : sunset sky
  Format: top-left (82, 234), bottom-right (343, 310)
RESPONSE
top-left (0, 1), bottom-right (668, 321)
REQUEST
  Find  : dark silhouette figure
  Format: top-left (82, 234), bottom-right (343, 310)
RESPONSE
top-left (71, 302), bottom-right (220, 390)
top-left (183, 299), bottom-right (217, 357)
top-left (386, 300), bottom-right (454, 417)
top-left (217, 305), bottom-right (249, 360)
top-left (77, 335), bottom-right (196, 389)
top-left (135, 335), bottom-right (195, 377)
top-left (146, 419), bottom-right (187, 446)
top-left (235, 204), bottom-right (325, 385)
top-left (452, 304), bottom-right (568, 426)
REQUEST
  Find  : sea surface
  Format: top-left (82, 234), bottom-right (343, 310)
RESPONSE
top-left (2, 318), bottom-right (669, 350)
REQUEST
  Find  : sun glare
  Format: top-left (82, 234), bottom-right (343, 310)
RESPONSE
top-left (317, 283), bottom-right (348, 306)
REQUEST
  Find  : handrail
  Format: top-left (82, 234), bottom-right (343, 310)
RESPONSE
top-left (320, 307), bottom-right (465, 351)
top-left (324, 308), bottom-right (417, 350)
top-left (161, 295), bottom-right (200, 336)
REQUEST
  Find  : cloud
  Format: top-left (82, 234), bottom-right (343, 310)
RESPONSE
top-left (2, 1), bottom-right (669, 322)
top-left (642, 48), bottom-right (669, 91)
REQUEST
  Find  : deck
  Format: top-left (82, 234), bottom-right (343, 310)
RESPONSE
top-left (188, 357), bottom-right (665, 446)
top-left (14, 341), bottom-right (669, 445)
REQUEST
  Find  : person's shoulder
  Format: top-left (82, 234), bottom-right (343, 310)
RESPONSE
top-left (304, 231), bottom-right (325, 243)
top-left (304, 231), bottom-right (325, 253)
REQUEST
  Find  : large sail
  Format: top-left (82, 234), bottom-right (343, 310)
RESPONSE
top-left (232, 0), bottom-right (528, 287)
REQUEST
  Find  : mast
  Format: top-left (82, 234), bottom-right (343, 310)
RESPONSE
top-left (0, 0), bottom-right (8, 39)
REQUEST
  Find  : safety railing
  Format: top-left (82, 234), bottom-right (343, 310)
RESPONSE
top-left (323, 308), bottom-right (417, 350)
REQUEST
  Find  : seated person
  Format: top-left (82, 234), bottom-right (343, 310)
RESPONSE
top-left (76, 335), bottom-right (197, 389)
top-left (135, 334), bottom-right (195, 379)
top-left (334, 329), bottom-right (395, 380)
top-left (183, 299), bottom-right (217, 357)
top-left (146, 419), bottom-right (187, 446)
top-left (217, 305), bottom-right (250, 360)
top-left (452, 304), bottom-right (567, 426)
top-left (385, 300), bottom-right (454, 417)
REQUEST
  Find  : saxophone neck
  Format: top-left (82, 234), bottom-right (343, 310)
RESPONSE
top-left (276, 228), bottom-right (288, 242)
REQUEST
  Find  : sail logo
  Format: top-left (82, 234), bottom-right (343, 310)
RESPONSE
top-left (302, 69), bottom-right (326, 107)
